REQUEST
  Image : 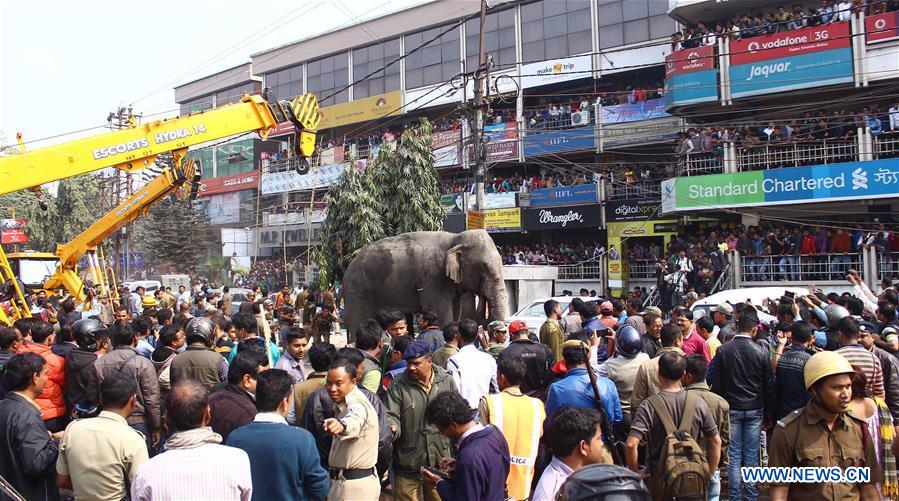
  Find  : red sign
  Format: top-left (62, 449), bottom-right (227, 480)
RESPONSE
top-left (269, 122), bottom-right (295, 137)
top-left (433, 129), bottom-right (461, 149)
top-left (665, 46), bottom-right (715, 77)
top-left (867, 12), bottom-right (899, 43)
top-left (0, 218), bottom-right (28, 244)
top-left (198, 172), bottom-right (259, 197)
top-left (730, 21), bottom-right (850, 66)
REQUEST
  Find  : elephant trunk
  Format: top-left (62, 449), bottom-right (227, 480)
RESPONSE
top-left (483, 279), bottom-right (510, 322)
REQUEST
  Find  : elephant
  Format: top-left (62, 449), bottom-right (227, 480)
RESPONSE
top-left (342, 230), bottom-right (510, 340)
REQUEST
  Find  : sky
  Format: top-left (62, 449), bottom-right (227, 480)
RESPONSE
top-left (0, 0), bottom-right (425, 149)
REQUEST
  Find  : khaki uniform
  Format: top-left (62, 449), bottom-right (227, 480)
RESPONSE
top-left (630, 346), bottom-right (685, 412)
top-left (57, 411), bottom-right (148, 500)
top-left (294, 372), bottom-right (327, 419)
top-left (769, 401), bottom-right (882, 500)
top-left (328, 386), bottom-right (380, 501)
top-left (685, 381), bottom-right (730, 464)
top-left (431, 344), bottom-right (458, 369)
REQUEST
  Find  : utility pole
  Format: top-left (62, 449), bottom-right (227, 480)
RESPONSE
top-left (473, 0), bottom-right (489, 212)
top-left (106, 105), bottom-right (138, 280)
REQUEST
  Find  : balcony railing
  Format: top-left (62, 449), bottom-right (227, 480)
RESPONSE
top-left (607, 180), bottom-right (662, 200)
top-left (739, 253), bottom-right (862, 282)
top-left (737, 140), bottom-right (857, 172)
top-left (875, 132), bottom-right (899, 160)
top-left (627, 259), bottom-right (658, 279)
top-left (558, 262), bottom-right (604, 280)
top-left (677, 152), bottom-right (724, 176)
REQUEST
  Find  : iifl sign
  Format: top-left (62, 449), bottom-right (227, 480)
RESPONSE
top-left (729, 21), bottom-right (854, 98)
top-left (663, 45), bottom-right (718, 107)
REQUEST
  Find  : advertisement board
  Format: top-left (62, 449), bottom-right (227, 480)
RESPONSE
top-left (522, 205), bottom-right (601, 231)
top-left (484, 208), bottom-right (521, 233)
top-left (600, 98), bottom-right (669, 124)
top-left (441, 193), bottom-right (517, 212)
top-left (260, 163), bottom-right (346, 194)
top-left (434, 144), bottom-right (461, 167)
top-left (661, 158), bottom-right (899, 213)
top-left (198, 171), bottom-right (259, 197)
top-left (602, 117), bottom-right (683, 147)
top-left (523, 127), bottom-right (595, 157)
top-left (529, 184), bottom-right (598, 207)
top-left (605, 199), bottom-right (663, 222)
top-left (257, 224), bottom-right (322, 248)
top-left (664, 46), bottom-right (718, 106)
top-left (867, 12), bottom-right (899, 43)
top-left (317, 91), bottom-right (403, 130)
top-left (432, 128), bottom-right (462, 149)
top-left (208, 192), bottom-right (241, 225)
top-left (729, 22), bottom-right (853, 98)
top-left (0, 218), bottom-right (28, 244)
top-left (466, 211), bottom-right (486, 230)
top-left (520, 54), bottom-right (593, 89)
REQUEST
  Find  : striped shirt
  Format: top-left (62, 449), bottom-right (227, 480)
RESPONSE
top-left (130, 443), bottom-right (252, 501)
top-left (837, 344), bottom-right (885, 398)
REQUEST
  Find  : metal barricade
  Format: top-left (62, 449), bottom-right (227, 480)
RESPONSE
top-left (739, 253), bottom-right (862, 282)
top-left (557, 262), bottom-right (604, 279)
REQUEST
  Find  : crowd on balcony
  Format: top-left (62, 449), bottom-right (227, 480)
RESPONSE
top-left (440, 171), bottom-right (598, 195)
top-left (497, 241), bottom-right (607, 266)
top-left (524, 88), bottom-right (664, 131)
top-left (671, 0), bottom-right (896, 51)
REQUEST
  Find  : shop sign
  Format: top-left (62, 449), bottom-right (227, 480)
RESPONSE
top-left (530, 184), bottom-right (598, 207)
top-left (484, 208), bottom-right (521, 233)
top-left (605, 199), bottom-right (662, 222)
top-left (522, 205), bottom-right (600, 230)
top-left (520, 54), bottom-right (593, 89)
top-left (198, 171), bottom-right (258, 197)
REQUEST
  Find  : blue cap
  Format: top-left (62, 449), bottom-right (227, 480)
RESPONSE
top-left (403, 339), bottom-right (433, 359)
top-left (815, 331), bottom-right (828, 348)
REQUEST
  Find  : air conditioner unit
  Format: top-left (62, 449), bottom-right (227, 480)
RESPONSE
top-left (571, 110), bottom-right (590, 127)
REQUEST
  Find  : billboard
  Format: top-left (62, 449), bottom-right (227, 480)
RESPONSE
top-left (729, 22), bottom-right (853, 98)
top-left (0, 218), bottom-right (27, 244)
top-left (260, 163), bottom-right (346, 194)
top-left (198, 171), bottom-right (258, 197)
top-left (317, 91), bottom-right (403, 130)
top-left (605, 199), bottom-right (663, 222)
top-left (602, 117), bottom-right (683, 148)
top-left (520, 54), bottom-right (593, 89)
top-left (867, 12), bottom-right (899, 43)
top-left (523, 127), bottom-right (595, 157)
top-left (529, 184), bottom-right (598, 207)
top-left (664, 46), bottom-right (718, 106)
top-left (600, 98), bottom-right (670, 124)
top-left (661, 158), bottom-right (899, 213)
top-left (484, 208), bottom-right (521, 233)
top-left (522, 205), bottom-right (601, 231)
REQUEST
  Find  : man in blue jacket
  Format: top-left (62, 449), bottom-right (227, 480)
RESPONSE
top-left (227, 369), bottom-right (329, 501)
top-left (421, 391), bottom-right (510, 501)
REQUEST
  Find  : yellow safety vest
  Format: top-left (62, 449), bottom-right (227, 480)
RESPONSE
top-left (485, 390), bottom-right (545, 500)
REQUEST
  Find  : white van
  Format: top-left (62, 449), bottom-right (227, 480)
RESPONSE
top-left (691, 286), bottom-right (809, 324)
top-left (122, 280), bottom-right (163, 293)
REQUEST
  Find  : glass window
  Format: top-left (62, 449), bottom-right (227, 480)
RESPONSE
top-left (187, 147), bottom-right (214, 179)
top-left (521, 0), bottom-right (592, 61)
top-left (180, 96), bottom-right (214, 115)
top-left (464, 9), bottom-right (517, 72)
top-left (404, 23), bottom-right (460, 88)
top-left (650, 15), bottom-right (675, 40)
top-left (307, 53), bottom-right (349, 106)
top-left (597, 1), bottom-right (622, 26)
top-left (215, 138), bottom-right (255, 178)
top-left (265, 65), bottom-right (302, 102)
top-left (214, 82), bottom-right (257, 107)
top-left (599, 23), bottom-right (624, 49)
top-left (622, 0), bottom-right (648, 21)
top-left (624, 19), bottom-right (649, 45)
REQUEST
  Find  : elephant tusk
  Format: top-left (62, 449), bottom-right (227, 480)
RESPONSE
top-left (417, 288), bottom-right (424, 292)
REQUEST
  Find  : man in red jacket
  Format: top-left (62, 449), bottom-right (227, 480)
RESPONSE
top-left (18, 321), bottom-right (67, 432)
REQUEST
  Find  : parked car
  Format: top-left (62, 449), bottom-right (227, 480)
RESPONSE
top-left (122, 280), bottom-right (162, 294)
top-left (506, 296), bottom-right (574, 334)
top-left (690, 286), bottom-right (808, 325)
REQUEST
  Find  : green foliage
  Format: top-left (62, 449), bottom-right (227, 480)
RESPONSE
top-left (132, 194), bottom-right (212, 274)
top-left (316, 118), bottom-right (442, 286)
top-left (201, 254), bottom-right (232, 285)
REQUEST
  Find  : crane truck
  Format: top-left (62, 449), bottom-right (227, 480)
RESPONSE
top-left (0, 92), bottom-right (321, 324)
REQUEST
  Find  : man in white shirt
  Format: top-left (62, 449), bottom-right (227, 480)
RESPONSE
top-left (889, 100), bottom-right (899, 131)
top-left (130, 380), bottom-right (253, 501)
top-left (533, 407), bottom-right (607, 501)
top-left (175, 285), bottom-right (191, 310)
top-left (446, 319), bottom-right (497, 410)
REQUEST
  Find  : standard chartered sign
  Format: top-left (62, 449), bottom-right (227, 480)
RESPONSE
top-left (662, 159), bottom-right (899, 213)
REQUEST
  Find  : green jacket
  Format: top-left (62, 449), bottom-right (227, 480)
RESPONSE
top-left (540, 319), bottom-right (565, 362)
top-left (384, 365), bottom-right (458, 477)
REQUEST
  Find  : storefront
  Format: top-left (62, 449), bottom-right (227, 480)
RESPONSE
top-left (605, 198), bottom-right (677, 295)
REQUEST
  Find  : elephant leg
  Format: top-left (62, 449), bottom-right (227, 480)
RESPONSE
top-left (459, 292), bottom-right (477, 322)
top-left (419, 284), bottom-right (457, 327)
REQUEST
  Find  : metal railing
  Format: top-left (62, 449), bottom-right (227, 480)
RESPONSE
top-left (627, 259), bottom-right (657, 279)
top-left (642, 286), bottom-right (661, 309)
top-left (558, 262), bottom-right (604, 279)
top-left (739, 253), bottom-right (862, 282)
top-left (874, 132), bottom-right (899, 160)
top-left (710, 263), bottom-right (731, 294)
top-left (676, 152), bottom-right (723, 176)
top-left (607, 180), bottom-right (661, 200)
top-left (877, 252), bottom-right (899, 281)
top-left (737, 140), bottom-right (857, 172)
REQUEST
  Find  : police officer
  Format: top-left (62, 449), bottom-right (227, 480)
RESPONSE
top-left (323, 358), bottom-right (380, 500)
top-left (769, 351), bottom-right (882, 500)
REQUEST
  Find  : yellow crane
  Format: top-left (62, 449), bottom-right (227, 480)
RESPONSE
top-left (0, 92), bottom-right (320, 323)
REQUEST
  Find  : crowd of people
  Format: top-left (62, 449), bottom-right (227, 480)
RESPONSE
top-left (498, 242), bottom-right (606, 266)
top-left (4, 266), bottom-right (899, 499)
top-left (671, 0), bottom-right (895, 51)
top-left (524, 88), bottom-right (664, 131)
top-left (233, 258), bottom-right (288, 291)
top-left (440, 171), bottom-right (598, 195)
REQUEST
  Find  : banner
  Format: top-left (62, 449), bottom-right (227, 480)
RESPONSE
top-left (484, 140), bottom-right (518, 162)
top-left (602, 117), bottom-right (682, 147)
top-left (434, 144), bottom-right (461, 167)
top-left (198, 171), bottom-right (258, 197)
top-left (260, 163), bottom-right (346, 194)
top-left (208, 193), bottom-right (241, 225)
top-left (520, 54), bottom-right (593, 89)
top-left (318, 91), bottom-right (403, 129)
top-left (441, 194), bottom-right (461, 214)
top-left (529, 184), bottom-right (598, 207)
top-left (661, 158), bottom-right (899, 213)
top-left (318, 145), bottom-right (345, 165)
top-left (867, 12), bottom-right (899, 43)
top-left (432, 128), bottom-right (461, 149)
top-left (729, 22), bottom-right (853, 98)
top-left (664, 46), bottom-right (718, 106)
top-left (600, 98), bottom-right (669, 124)
top-left (484, 208), bottom-right (521, 233)
top-left (0, 218), bottom-right (27, 244)
top-left (257, 224), bottom-right (322, 248)
top-left (605, 199), bottom-right (662, 222)
top-left (523, 127), bottom-right (595, 157)
top-left (466, 211), bottom-right (486, 230)
top-left (522, 205), bottom-right (601, 230)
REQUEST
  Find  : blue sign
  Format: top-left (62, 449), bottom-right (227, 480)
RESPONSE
top-left (729, 47), bottom-right (853, 98)
top-left (665, 70), bottom-right (718, 107)
top-left (530, 184), bottom-right (598, 207)
top-left (523, 127), bottom-right (595, 157)
top-left (601, 98), bottom-right (669, 124)
top-left (764, 158), bottom-right (899, 203)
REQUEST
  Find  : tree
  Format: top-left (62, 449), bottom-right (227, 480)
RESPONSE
top-left (316, 118), bottom-right (442, 286)
top-left (132, 194), bottom-right (213, 273)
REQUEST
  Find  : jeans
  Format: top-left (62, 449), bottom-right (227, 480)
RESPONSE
top-left (728, 408), bottom-right (763, 501)
top-left (778, 256), bottom-right (798, 281)
top-left (709, 470), bottom-right (721, 501)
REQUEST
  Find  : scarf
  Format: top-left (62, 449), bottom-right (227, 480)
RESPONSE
top-left (164, 427), bottom-right (222, 450)
top-left (875, 397), bottom-right (899, 498)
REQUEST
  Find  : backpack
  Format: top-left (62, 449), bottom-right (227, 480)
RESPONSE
top-left (647, 392), bottom-right (709, 501)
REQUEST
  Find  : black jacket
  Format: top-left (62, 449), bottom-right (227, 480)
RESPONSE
top-left (64, 349), bottom-right (99, 410)
top-left (497, 338), bottom-right (553, 400)
top-left (301, 385), bottom-right (392, 478)
top-left (710, 336), bottom-right (775, 413)
top-left (0, 393), bottom-right (60, 501)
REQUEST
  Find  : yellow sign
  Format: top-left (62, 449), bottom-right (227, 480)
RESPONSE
top-left (607, 219), bottom-right (679, 297)
top-left (318, 90), bottom-right (402, 130)
top-left (466, 211), bottom-right (486, 230)
top-left (484, 208), bottom-right (521, 232)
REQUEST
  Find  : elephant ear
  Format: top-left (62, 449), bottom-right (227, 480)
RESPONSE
top-left (445, 244), bottom-right (464, 285)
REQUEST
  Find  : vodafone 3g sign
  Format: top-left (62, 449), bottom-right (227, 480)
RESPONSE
top-left (730, 21), bottom-right (850, 65)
